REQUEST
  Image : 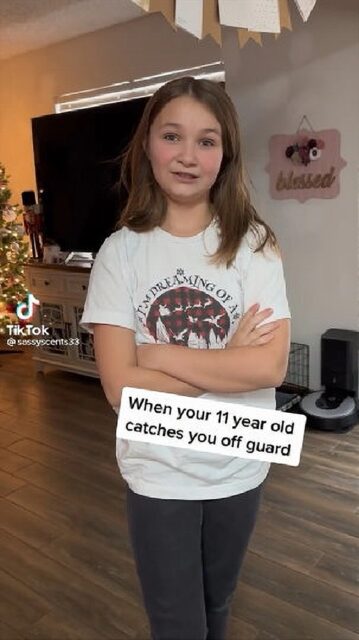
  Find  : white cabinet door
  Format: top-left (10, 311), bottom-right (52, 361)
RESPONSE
top-left (24, 265), bottom-right (98, 377)
top-left (69, 303), bottom-right (96, 364)
top-left (37, 301), bottom-right (72, 358)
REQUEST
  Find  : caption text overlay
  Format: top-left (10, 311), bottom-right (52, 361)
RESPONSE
top-left (117, 388), bottom-right (306, 466)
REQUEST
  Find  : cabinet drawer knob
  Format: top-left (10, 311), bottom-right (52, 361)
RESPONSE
top-left (44, 280), bottom-right (50, 285)
top-left (82, 284), bottom-right (87, 290)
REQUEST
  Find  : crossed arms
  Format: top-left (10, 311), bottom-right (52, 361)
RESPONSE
top-left (93, 319), bottom-right (291, 410)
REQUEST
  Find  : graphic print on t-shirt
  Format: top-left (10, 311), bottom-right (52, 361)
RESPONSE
top-left (136, 268), bottom-right (242, 349)
top-left (148, 286), bottom-right (229, 348)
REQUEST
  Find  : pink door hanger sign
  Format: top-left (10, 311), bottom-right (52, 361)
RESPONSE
top-left (266, 128), bottom-right (347, 202)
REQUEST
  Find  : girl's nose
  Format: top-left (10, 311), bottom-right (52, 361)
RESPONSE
top-left (177, 142), bottom-right (198, 166)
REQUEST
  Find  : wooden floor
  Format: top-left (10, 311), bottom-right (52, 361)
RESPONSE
top-left (0, 348), bottom-right (358, 640)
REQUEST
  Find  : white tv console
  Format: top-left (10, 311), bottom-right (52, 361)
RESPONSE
top-left (24, 261), bottom-right (98, 377)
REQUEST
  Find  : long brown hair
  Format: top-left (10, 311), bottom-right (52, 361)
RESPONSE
top-left (115, 76), bottom-right (278, 267)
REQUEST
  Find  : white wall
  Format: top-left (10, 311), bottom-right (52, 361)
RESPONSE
top-left (222, 1), bottom-right (359, 388)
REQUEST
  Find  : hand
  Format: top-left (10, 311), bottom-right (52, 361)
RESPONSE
top-left (227, 304), bottom-right (280, 349)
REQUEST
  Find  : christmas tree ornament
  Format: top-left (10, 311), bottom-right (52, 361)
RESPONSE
top-left (3, 208), bottom-right (17, 223)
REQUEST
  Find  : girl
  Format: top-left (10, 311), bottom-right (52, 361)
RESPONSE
top-left (80, 77), bottom-right (291, 640)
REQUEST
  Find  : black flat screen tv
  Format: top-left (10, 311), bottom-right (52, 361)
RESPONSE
top-left (31, 97), bottom-right (149, 253)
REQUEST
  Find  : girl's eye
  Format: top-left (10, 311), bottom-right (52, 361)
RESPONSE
top-left (162, 134), bottom-right (216, 147)
top-left (163, 133), bottom-right (179, 142)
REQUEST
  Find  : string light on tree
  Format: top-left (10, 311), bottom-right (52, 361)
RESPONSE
top-left (0, 162), bottom-right (29, 334)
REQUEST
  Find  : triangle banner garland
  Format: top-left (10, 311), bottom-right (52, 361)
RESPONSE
top-left (219, 0), bottom-right (280, 33)
top-left (175, 0), bottom-right (204, 39)
top-left (148, 0), bottom-right (176, 29)
top-left (202, 0), bottom-right (222, 46)
top-left (129, 0), bottom-right (318, 47)
top-left (238, 29), bottom-right (263, 48)
top-left (275, 0), bottom-right (292, 39)
top-left (293, 0), bottom-right (317, 22)
top-left (279, 0), bottom-right (292, 30)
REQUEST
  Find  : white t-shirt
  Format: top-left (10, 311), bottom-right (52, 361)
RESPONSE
top-left (80, 218), bottom-right (291, 500)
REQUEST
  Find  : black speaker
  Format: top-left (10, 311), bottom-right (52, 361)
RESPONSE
top-left (321, 329), bottom-right (359, 397)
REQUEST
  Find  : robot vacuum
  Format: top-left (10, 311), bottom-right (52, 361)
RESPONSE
top-left (299, 329), bottom-right (359, 433)
top-left (300, 389), bottom-right (359, 432)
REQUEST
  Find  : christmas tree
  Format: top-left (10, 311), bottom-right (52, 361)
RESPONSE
top-left (0, 163), bottom-right (29, 335)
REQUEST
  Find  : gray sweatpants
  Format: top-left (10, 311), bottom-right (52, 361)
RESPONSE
top-left (126, 482), bottom-right (263, 640)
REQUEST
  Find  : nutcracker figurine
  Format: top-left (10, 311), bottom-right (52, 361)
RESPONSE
top-left (21, 191), bottom-right (44, 260)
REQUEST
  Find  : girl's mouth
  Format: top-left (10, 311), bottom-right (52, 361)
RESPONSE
top-left (173, 172), bottom-right (198, 181)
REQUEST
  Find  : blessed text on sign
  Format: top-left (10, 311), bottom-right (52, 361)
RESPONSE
top-left (117, 388), bottom-right (306, 467)
top-left (266, 128), bottom-right (347, 202)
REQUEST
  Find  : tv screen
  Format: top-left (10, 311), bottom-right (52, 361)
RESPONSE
top-left (31, 97), bottom-right (149, 253)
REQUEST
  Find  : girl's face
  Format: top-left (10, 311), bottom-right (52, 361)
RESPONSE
top-left (147, 96), bottom-right (223, 207)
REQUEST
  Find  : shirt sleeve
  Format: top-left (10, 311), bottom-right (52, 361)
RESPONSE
top-left (243, 242), bottom-right (291, 323)
top-left (79, 230), bottom-right (136, 334)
